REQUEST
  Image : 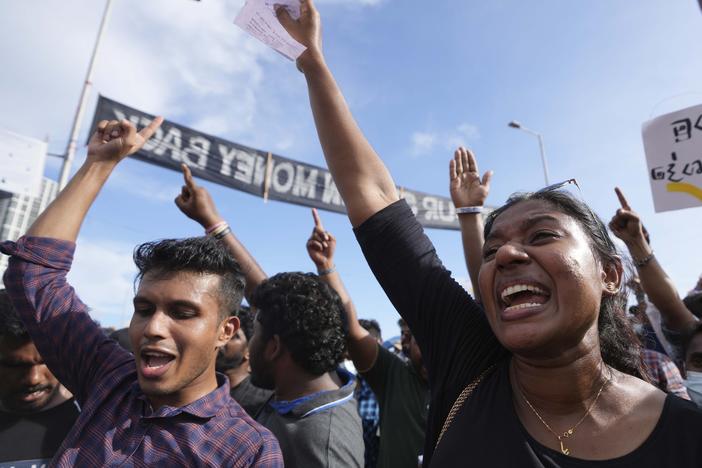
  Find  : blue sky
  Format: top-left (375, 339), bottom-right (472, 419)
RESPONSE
top-left (1, 0), bottom-right (702, 338)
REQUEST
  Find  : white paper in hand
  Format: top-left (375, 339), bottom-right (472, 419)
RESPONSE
top-left (234, 0), bottom-right (306, 61)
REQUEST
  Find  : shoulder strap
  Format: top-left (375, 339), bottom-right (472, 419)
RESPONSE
top-left (434, 364), bottom-right (496, 450)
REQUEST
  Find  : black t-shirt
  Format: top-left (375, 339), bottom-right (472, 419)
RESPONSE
top-left (0, 398), bottom-right (80, 466)
top-left (230, 375), bottom-right (273, 418)
top-left (433, 359), bottom-right (702, 467)
top-left (362, 343), bottom-right (429, 468)
top-left (354, 200), bottom-right (702, 467)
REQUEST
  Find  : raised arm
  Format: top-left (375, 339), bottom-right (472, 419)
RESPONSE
top-left (449, 147), bottom-right (492, 302)
top-left (28, 118), bottom-right (162, 240)
top-left (174, 164), bottom-right (267, 301)
top-left (276, 0), bottom-right (398, 227)
top-left (305, 209), bottom-right (379, 371)
top-left (608, 187), bottom-right (697, 332)
top-left (1, 117), bottom-right (162, 402)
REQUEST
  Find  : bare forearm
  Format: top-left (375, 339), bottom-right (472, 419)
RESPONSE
top-left (458, 213), bottom-right (484, 302)
top-left (318, 270), bottom-right (363, 338)
top-left (318, 270), bottom-right (377, 370)
top-left (302, 55), bottom-right (398, 227)
top-left (628, 241), bottom-right (697, 332)
top-left (219, 233), bottom-right (268, 301)
top-left (27, 161), bottom-right (115, 241)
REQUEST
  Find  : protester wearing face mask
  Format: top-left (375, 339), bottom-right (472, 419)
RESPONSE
top-left (609, 192), bottom-right (702, 405)
top-left (683, 323), bottom-right (702, 406)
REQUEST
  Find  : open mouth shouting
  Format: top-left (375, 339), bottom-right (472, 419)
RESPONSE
top-left (498, 281), bottom-right (551, 321)
top-left (139, 347), bottom-right (176, 379)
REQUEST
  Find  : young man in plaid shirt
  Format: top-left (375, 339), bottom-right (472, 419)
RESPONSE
top-left (1, 118), bottom-right (282, 466)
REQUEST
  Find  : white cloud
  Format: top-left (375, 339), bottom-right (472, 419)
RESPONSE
top-left (411, 131), bottom-right (437, 156)
top-left (67, 237), bottom-right (137, 328)
top-left (106, 168), bottom-right (177, 204)
top-left (410, 122), bottom-right (480, 157)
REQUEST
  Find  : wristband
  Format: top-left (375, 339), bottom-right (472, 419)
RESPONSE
top-left (208, 222), bottom-right (230, 238)
top-left (318, 266), bottom-right (337, 276)
top-left (212, 226), bottom-right (232, 240)
top-left (633, 250), bottom-right (655, 268)
top-left (205, 221), bottom-right (226, 234)
top-left (455, 206), bottom-right (483, 215)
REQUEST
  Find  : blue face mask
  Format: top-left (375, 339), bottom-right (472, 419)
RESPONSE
top-left (684, 370), bottom-right (702, 407)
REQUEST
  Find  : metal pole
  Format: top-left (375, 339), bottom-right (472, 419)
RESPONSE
top-left (57, 0), bottom-right (114, 190)
top-left (536, 133), bottom-right (549, 186)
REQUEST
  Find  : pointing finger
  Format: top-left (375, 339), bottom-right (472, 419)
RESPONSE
top-left (138, 116), bottom-right (164, 141)
top-left (312, 208), bottom-right (324, 230)
top-left (614, 187), bottom-right (631, 211)
top-left (449, 159), bottom-right (457, 181)
top-left (181, 163), bottom-right (196, 189)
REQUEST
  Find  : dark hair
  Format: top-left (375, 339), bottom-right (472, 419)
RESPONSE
top-left (684, 292), bottom-right (702, 319)
top-left (0, 290), bottom-right (29, 341)
top-left (683, 322), bottom-right (702, 359)
top-left (237, 305), bottom-right (255, 341)
top-left (251, 272), bottom-right (346, 376)
top-left (133, 237), bottom-right (245, 321)
top-left (483, 189), bottom-right (647, 380)
top-left (359, 318), bottom-right (382, 337)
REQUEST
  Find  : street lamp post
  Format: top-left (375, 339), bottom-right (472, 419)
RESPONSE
top-left (57, 0), bottom-right (114, 190)
top-left (508, 120), bottom-right (550, 186)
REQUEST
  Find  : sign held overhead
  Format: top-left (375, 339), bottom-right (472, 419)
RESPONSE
top-left (642, 103), bottom-right (702, 212)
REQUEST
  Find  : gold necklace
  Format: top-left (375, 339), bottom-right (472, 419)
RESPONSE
top-left (518, 375), bottom-right (609, 456)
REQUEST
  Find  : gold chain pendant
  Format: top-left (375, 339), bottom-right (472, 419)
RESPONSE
top-left (559, 438), bottom-right (570, 456)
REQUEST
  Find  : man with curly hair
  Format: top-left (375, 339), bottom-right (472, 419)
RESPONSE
top-left (175, 165), bottom-right (364, 468)
top-left (216, 306), bottom-right (273, 417)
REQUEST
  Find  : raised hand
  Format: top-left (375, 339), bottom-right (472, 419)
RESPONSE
top-left (275, 0), bottom-right (322, 69)
top-left (449, 147), bottom-right (492, 209)
top-left (306, 208), bottom-right (336, 270)
top-left (174, 164), bottom-right (222, 228)
top-left (608, 187), bottom-right (647, 248)
top-left (87, 117), bottom-right (163, 165)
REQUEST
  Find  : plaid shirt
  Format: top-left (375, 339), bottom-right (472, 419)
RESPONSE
top-left (642, 348), bottom-right (690, 400)
top-left (1, 237), bottom-right (283, 467)
top-left (354, 376), bottom-right (379, 468)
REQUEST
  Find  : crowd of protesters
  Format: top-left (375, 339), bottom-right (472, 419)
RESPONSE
top-left (2, 0), bottom-right (702, 466)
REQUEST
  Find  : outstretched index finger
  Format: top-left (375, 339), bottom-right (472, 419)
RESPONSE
top-left (181, 163), bottom-right (196, 189)
top-left (312, 208), bottom-right (324, 230)
top-left (138, 116), bottom-right (164, 141)
top-left (614, 187), bottom-right (631, 210)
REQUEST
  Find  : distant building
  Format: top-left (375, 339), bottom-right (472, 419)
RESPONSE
top-left (0, 177), bottom-right (58, 276)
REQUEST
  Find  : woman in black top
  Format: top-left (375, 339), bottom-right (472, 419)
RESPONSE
top-left (274, 1), bottom-right (702, 465)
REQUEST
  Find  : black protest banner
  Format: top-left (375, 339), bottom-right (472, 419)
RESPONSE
top-left (91, 96), bottom-right (468, 230)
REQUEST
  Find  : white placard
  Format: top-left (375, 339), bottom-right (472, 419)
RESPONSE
top-left (234, 0), bottom-right (306, 61)
top-left (642, 104), bottom-right (702, 212)
top-left (0, 128), bottom-right (47, 197)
